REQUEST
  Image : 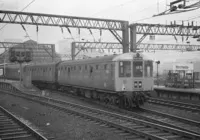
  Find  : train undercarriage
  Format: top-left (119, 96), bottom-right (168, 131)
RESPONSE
top-left (32, 81), bottom-right (147, 108)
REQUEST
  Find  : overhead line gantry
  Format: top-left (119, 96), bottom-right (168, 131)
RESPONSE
top-left (129, 23), bottom-right (200, 52)
top-left (1, 10), bottom-right (200, 56)
top-left (0, 10), bottom-right (129, 55)
top-left (72, 42), bottom-right (200, 55)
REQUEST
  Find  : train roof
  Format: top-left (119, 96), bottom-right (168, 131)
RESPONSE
top-left (59, 52), bottom-right (153, 65)
top-left (26, 62), bottom-right (58, 67)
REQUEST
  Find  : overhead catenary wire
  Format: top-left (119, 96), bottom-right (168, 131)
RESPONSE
top-left (91, 0), bottom-right (139, 16)
top-left (0, 0), bottom-right (36, 31)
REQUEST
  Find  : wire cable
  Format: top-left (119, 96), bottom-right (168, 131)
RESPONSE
top-left (91, 0), bottom-right (139, 16)
top-left (0, 0), bottom-right (36, 31)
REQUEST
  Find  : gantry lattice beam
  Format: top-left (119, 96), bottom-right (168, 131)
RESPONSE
top-left (0, 42), bottom-right (53, 49)
top-left (71, 42), bottom-right (200, 59)
top-left (129, 23), bottom-right (200, 52)
top-left (138, 43), bottom-right (200, 51)
top-left (132, 23), bottom-right (200, 36)
top-left (73, 42), bottom-right (200, 50)
top-left (0, 10), bottom-right (124, 30)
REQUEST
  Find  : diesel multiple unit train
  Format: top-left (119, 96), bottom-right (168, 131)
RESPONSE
top-left (0, 52), bottom-right (154, 108)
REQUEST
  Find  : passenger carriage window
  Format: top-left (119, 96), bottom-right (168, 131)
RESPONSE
top-left (119, 61), bottom-right (131, 77)
top-left (79, 66), bottom-right (81, 70)
top-left (96, 65), bottom-right (99, 70)
top-left (85, 65), bottom-right (87, 70)
top-left (68, 67), bottom-right (70, 76)
top-left (133, 61), bottom-right (143, 77)
top-left (104, 64), bottom-right (107, 70)
top-left (144, 61), bottom-right (153, 77)
top-left (90, 66), bottom-right (93, 76)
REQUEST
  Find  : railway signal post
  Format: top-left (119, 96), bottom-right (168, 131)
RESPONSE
top-left (9, 47), bottom-right (33, 86)
top-left (155, 60), bottom-right (160, 86)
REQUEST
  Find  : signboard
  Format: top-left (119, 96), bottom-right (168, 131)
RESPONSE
top-left (173, 63), bottom-right (193, 71)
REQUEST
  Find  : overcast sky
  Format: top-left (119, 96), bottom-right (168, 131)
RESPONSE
top-left (0, 0), bottom-right (200, 46)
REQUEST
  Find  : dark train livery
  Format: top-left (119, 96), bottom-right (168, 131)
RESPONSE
top-left (1, 52), bottom-right (154, 108)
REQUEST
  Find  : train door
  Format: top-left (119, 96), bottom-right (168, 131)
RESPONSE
top-left (115, 60), bottom-right (132, 91)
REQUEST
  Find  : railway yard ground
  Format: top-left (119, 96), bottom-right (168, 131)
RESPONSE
top-left (0, 93), bottom-right (126, 140)
top-left (0, 81), bottom-right (200, 140)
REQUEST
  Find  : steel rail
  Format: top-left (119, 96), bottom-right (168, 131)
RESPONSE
top-left (1, 89), bottom-right (200, 140)
top-left (0, 106), bottom-right (47, 140)
top-left (148, 97), bottom-right (200, 113)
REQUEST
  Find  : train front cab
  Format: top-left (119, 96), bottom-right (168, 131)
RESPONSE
top-left (114, 53), bottom-right (153, 107)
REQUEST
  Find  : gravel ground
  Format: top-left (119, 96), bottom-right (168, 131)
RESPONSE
top-left (0, 92), bottom-right (127, 140)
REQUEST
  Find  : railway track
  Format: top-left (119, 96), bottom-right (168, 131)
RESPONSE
top-left (147, 97), bottom-right (200, 113)
top-left (49, 90), bottom-right (200, 135)
top-left (0, 106), bottom-right (47, 140)
top-left (1, 89), bottom-right (200, 140)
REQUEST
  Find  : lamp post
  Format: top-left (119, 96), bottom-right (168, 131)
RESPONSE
top-left (155, 60), bottom-right (160, 86)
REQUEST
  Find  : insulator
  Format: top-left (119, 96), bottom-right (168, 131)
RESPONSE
top-left (60, 27), bottom-right (63, 33)
top-left (89, 29), bottom-right (93, 35)
top-left (170, 5), bottom-right (177, 12)
top-left (186, 36), bottom-right (189, 41)
top-left (21, 24), bottom-right (26, 31)
top-left (67, 27), bottom-right (71, 34)
top-left (78, 28), bottom-right (80, 35)
top-left (193, 26), bottom-right (198, 30)
top-left (36, 25), bottom-right (39, 32)
top-left (193, 35), bottom-right (199, 38)
top-left (178, 4), bottom-right (184, 9)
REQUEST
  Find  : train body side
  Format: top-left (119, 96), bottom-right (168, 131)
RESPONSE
top-left (57, 56), bottom-right (115, 91)
top-left (28, 63), bottom-right (57, 84)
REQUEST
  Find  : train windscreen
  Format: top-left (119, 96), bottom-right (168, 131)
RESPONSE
top-left (119, 61), bottom-right (131, 77)
top-left (133, 61), bottom-right (143, 77)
